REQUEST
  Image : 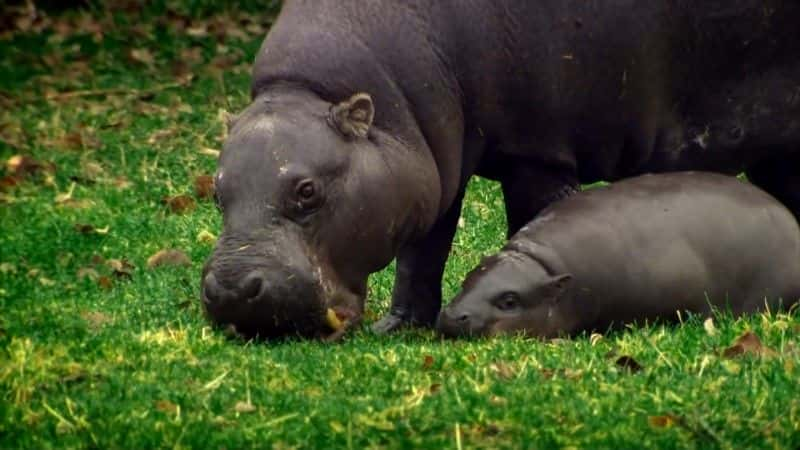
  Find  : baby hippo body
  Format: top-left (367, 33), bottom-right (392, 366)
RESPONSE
top-left (437, 172), bottom-right (800, 338)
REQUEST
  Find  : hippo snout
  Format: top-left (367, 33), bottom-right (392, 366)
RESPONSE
top-left (201, 254), bottom-right (326, 339)
top-left (436, 306), bottom-right (486, 338)
top-left (202, 270), bottom-right (266, 306)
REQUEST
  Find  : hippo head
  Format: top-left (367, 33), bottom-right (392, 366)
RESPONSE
top-left (201, 87), bottom-right (439, 339)
top-left (437, 250), bottom-right (573, 338)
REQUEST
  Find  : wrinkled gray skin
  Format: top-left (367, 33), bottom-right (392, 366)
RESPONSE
top-left (438, 172), bottom-right (800, 338)
top-left (202, 0), bottom-right (800, 339)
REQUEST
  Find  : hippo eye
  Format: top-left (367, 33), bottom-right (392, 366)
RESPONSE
top-left (494, 293), bottom-right (520, 312)
top-left (297, 180), bottom-right (315, 200)
top-left (292, 178), bottom-right (323, 214)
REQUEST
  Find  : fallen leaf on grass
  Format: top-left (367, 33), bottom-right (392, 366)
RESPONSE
top-left (155, 400), bottom-right (178, 414)
top-left (648, 414), bottom-right (682, 428)
top-left (78, 160), bottom-right (106, 183)
top-left (197, 230), bottom-right (216, 244)
top-left (73, 223), bottom-right (109, 235)
top-left (113, 177), bottom-right (132, 190)
top-left (233, 401), bottom-right (256, 413)
top-left (163, 194), bottom-right (195, 214)
top-left (180, 46), bottom-right (204, 65)
top-left (199, 147), bottom-right (220, 157)
top-left (194, 174), bottom-right (215, 200)
top-left (107, 259), bottom-right (134, 278)
top-left (490, 361), bottom-right (517, 380)
top-left (6, 154), bottom-right (54, 178)
top-left (97, 276), bottom-right (113, 290)
top-left (52, 131), bottom-right (100, 151)
top-left (147, 128), bottom-right (177, 145)
top-left (722, 331), bottom-right (776, 358)
top-left (76, 267), bottom-right (99, 281)
top-left (81, 311), bottom-right (111, 329)
top-left (422, 355), bottom-right (435, 370)
top-left (130, 48), bottom-right (155, 66)
top-left (0, 175), bottom-right (22, 191)
top-left (147, 249), bottom-right (191, 268)
top-left (429, 383), bottom-right (442, 394)
top-left (615, 355), bottom-right (643, 373)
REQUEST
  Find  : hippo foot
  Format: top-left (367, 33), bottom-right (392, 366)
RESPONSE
top-left (371, 313), bottom-right (409, 334)
top-left (372, 311), bottom-right (438, 334)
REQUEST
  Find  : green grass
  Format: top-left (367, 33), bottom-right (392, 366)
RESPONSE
top-left (2, 2), bottom-right (799, 448)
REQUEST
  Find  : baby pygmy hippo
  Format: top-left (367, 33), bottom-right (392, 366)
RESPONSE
top-left (437, 172), bottom-right (800, 338)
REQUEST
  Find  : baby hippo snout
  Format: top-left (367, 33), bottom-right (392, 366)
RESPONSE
top-left (436, 306), bottom-right (485, 337)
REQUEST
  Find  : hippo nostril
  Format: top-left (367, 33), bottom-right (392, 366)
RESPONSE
top-left (456, 313), bottom-right (470, 324)
top-left (203, 272), bottom-right (223, 305)
top-left (239, 271), bottom-right (265, 300)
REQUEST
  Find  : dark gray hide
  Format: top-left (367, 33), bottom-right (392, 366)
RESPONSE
top-left (203, 0), bottom-right (800, 339)
top-left (438, 172), bottom-right (800, 338)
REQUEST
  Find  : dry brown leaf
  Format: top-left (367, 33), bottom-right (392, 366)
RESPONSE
top-left (233, 401), bottom-right (256, 413)
top-left (164, 194), bottom-right (196, 214)
top-left (199, 147), bottom-right (220, 157)
top-left (155, 400), bottom-right (178, 414)
top-left (186, 24), bottom-right (209, 38)
top-left (81, 311), bottom-right (111, 329)
top-left (6, 155), bottom-right (53, 178)
top-left (129, 48), bottom-right (155, 66)
top-left (147, 249), bottom-right (191, 268)
top-left (97, 276), bottom-right (113, 290)
top-left (76, 267), bottom-right (99, 281)
top-left (113, 177), bottom-right (132, 190)
top-left (180, 47), bottom-right (204, 65)
top-left (194, 174), bottom-right (215, 200)
top-left (80, 160), bottom-right (106, 182)
top-left (429, 384), bottom-right (442, 394)
top-left (0, 175), bottom-right (22, 191)
top-left (648, 414), bottom-right (682, 428)
top-left (107, 259), bottom-right (134, 278)
top-left (147, 128), bottom-right (177, 145)
top-left (615, 355), bottom-right (643, 373)
top-left (73, 223), bottom-right (108, 235)
top-left (209, 54), bottom-right (236, 71)
top-left (722, 331), bottom-right (776, 358)
top-left (490, 361), bottom-right (516, 380)
top-left (422, 355), bottom-right (434, 370)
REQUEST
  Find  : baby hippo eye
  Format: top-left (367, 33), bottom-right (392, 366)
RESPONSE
top-left (495, 292), bottom-right (520, 312)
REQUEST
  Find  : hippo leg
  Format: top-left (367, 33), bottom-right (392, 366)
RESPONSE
top-left (746, 152), bottom-right (800, 220)
top-left (372, 189), bottom-right (466, 333)
top-left (500, 164), bottom-right (579, 237)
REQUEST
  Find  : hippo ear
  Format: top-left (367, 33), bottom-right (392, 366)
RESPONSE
top-left (329, 93), bottom-right (374, 139)
top-left (541, 273), bottom-right (572, 302)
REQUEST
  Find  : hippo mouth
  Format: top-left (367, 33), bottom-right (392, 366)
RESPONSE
top-left (320, 305), bottom-right (360, 342)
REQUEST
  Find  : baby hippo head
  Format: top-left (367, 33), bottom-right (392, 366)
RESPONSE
top-left (436, 249), bottom-right (572, 338)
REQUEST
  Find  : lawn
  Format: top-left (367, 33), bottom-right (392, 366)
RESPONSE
top-left (1, 2), bottom-right (799, 449)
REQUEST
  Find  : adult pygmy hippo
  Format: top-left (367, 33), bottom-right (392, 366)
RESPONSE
top-left (202, 0), bottom-right (800, 339)
top-left (438, 172), bottom-right (800, 338)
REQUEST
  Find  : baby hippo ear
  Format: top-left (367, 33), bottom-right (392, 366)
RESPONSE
top-left (329, 93), bottom-right (374, 139)
top-left (541, 273), bottom-right (573, 302)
